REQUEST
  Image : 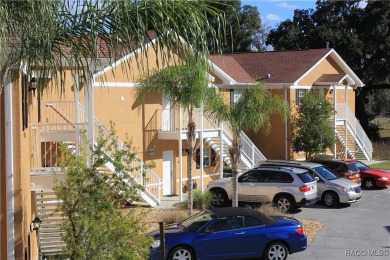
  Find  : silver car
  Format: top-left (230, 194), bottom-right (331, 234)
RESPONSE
top-left (206, 166), bottom-right (318, 212)
top-left (258, 160), bottom-right (362, 207)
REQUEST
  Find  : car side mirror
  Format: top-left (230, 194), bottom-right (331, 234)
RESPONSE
top-left (314, 177), bottom-right (320, 182)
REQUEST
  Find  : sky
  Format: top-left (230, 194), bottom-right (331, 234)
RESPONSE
top-left (241, 0), bottom-right (317, 28)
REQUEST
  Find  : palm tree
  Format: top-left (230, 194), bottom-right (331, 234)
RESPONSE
top-left (206, 83), bottom-right (288, 207)
top-left (0, 0), bottom-right (226, 92)
top-left (136, 57), bottom-right (215, 215)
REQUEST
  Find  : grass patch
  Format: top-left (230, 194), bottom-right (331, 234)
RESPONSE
top-left (367, 160), bottom-right (390, 170)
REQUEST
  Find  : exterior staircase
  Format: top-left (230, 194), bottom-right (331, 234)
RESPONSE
top-left (206, 129), bottom-right (266, 173)
top-left (43, 101), bottom-right (161, 206)
top-left (335, 104), bottom-right (373, 161)
top-left (31, 102), bottom-right (163, 257)
top-left (35, 190), bottom-right (66, 256)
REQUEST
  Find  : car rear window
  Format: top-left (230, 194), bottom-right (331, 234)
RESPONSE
top-left (297, 172), bottom-right (315, 183)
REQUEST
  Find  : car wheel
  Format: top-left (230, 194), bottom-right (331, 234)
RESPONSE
top-left (168, 246), bottom-right (194, 260)
top-left (363, 178), bottom-right (376, 189)
top-left (323, 191), bottom-right (339, 207)
top-left (264, 242), bottom-right (288, 260)
top-left (275, 195), bottom-right (294, 212)
top-left (211, 189), bottom-right (227, 207)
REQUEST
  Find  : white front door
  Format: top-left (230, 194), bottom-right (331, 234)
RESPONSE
top-left (163, 150), bottom-right (174, 195)
top-left (162, 95), bottom-right (173, 131)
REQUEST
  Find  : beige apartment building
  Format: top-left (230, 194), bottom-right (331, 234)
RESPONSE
top-left (1, 40), bottom-right (370, 259)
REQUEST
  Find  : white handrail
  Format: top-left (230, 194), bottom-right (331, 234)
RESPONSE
top-left (79, 104), bottom-right (161, 203)
top-left (40, 101), bottom-right (161, 203)
top-left (336, 104), bottom-right (372, 161)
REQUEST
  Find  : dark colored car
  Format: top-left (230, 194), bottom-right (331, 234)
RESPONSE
top-left (308, 159), bottom-right (361, 184)
top-left (351, 160), bottom-right (390, 189)
top-left (148, 207), bottom-right (307, 260)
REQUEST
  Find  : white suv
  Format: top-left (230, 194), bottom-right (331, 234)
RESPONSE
top-left (206, 166), bottom-right (318, 212)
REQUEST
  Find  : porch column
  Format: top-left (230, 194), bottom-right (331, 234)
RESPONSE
top-left (73, 72), bottom-right (80, 155)
top-left (333, 84), bottom-right (337, 158)
top-left (220, 122), bottom-right (224, 178)
top-left (4, 76), bottom-right (15, 259)
top-left (284, 85), bottom-right (288, 159)
top-left (179, 106), bottom-right (183, 201)
top-left (85, 67), bottom-right (94, 166)
top-left (345, 85), bottom-right (348, 159)
top-left (200, 106), bottom-right (204, 191)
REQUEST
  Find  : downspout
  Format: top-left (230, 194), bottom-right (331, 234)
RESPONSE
top-left (333, 84), bottom-right (337, 158)
top-left (179, 106), bottom-right (183, 201)
top-left (344, 85), bottom-right (348, 159)
top-left (5, 76), bottom-right (15, 259)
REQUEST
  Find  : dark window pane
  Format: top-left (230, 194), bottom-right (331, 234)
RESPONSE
top-left (244, 216), bottom-right (263, 228)
top-left (297, 172), bottom-right (315, 183)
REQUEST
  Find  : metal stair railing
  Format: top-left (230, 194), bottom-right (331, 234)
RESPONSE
top-left (202, 114), bottom-right (266, 169)
top-left (79, 104), bottom-right (161, 205)
top-left (336, 104), bottom-right (372, 161)
top-left (42, 101), bottom-right (160, 205)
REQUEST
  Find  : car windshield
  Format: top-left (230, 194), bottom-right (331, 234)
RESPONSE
top-left (180, 211), bottom-right (214, 232)
top-left (314, 166), bottom-right (338, 180)
top-left (354, 161), bottom-right (370, 171)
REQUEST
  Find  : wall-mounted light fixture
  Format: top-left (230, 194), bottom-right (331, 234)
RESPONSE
top-left (30, 216), bottom-right (42, 232)
top-left (146, 146), bottom-right (156, 156)
top-left (28, 77), bottom-right (38, 92)
top-left (329, 88), bottom-right (334, 94)
top-left (256, 73), bottom-right (271, 81)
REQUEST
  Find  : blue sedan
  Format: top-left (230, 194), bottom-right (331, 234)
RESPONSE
top-left (148, 207), bottom-right (307, 260)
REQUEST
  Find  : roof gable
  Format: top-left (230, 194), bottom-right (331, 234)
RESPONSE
top-left (209, 49), bottom-right (364, 87)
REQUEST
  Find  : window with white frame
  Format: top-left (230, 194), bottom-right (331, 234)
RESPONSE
top-left (230, 89), bottom-right (243, 106)
top-left (296, 89), bottom-right (308, 105)
top-left (196, 147), bottom-right (216, 168)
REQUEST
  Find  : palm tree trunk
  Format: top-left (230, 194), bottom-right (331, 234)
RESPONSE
top-left (229, 132), bottom-right (241, 207)
top-left (186, 110), bottom-right (196, 215)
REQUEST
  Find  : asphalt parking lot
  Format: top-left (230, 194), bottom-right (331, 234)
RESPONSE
top-left (288, 187), bottom-right (390, 260)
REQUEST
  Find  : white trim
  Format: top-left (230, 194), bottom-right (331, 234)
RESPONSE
top-left (208, 60), bottom-right (237, 85)
top-left (295, 49), bottom-right (334, 86)
top-left (93, 82), bottom-right (141, 88)
top-left (93, 38), bottom-right (159, 78)
top-left (5, 77), bottom-right (15, 259)
top-left (295, 49), bottom-right (364, 87)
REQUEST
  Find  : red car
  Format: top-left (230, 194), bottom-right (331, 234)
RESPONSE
top-left (352, 160), bottom-right (390, 189)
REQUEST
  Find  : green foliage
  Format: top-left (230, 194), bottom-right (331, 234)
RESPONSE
top-left (207, 0), bottom-right (267, 53)
top-left (266, 0), bottom-right (390, 139)
top-left (54, 130), bottom-right (152, 259)
top-left (181, 190), bottom-right (213, 210)
top-left (0, 0), bottom-right (227, 92)
top-left (291, 93), bottom-right (335, 159)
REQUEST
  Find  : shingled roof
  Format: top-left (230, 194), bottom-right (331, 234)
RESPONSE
top-left (209, 48), bottom-right (332, 84)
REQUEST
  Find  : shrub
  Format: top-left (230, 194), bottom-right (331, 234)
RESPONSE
top-left (181, 190), bottom-right (213, 210)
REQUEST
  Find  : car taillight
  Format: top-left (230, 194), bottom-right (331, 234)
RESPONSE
top-left (295, 227), bottom-right (304, 235)
top-left (299, 185), bottom-right (310, 192)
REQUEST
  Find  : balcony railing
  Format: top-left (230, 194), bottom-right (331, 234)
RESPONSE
top-left (159, 108), bottom-right (266, 168)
